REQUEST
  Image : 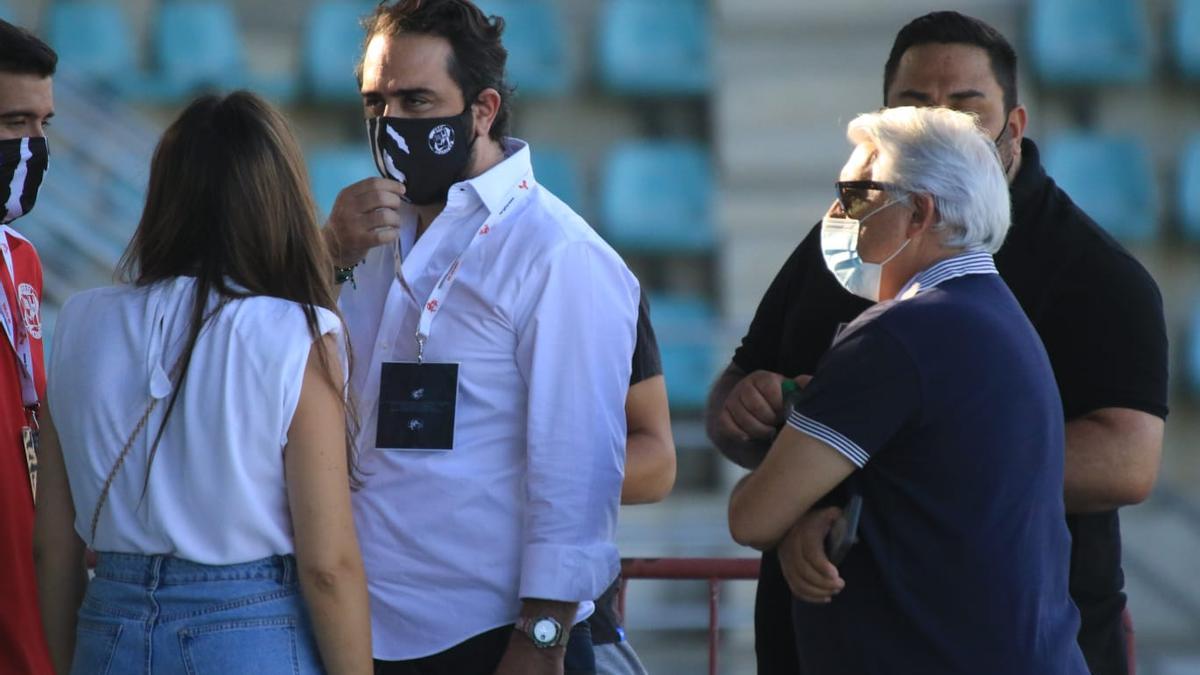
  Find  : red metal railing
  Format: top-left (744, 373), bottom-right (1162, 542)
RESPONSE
top-left (618, 558), bottom-right (1137, 675)
top-left (619, 557), bottom-right (760, 675)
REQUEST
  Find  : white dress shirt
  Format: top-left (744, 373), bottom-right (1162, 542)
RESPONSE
top-left (48, 277), bottom-right (343, 564)
top-left (341, 139), bottom-right (638, 659)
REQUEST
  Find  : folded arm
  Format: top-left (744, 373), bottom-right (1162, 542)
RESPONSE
top-left (729, 424), bottom-right (856, 550)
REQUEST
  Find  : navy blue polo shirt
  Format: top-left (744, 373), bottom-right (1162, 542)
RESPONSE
top-left (787, 251), bottom-right (1088, 675)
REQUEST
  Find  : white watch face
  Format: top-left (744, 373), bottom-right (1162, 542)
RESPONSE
top-left (532, 618), bottom-right (559, 644)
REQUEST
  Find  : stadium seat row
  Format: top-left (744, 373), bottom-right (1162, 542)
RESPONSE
top-left (1042, 132), bottom-right (1200, 243)
top-left (1030, 0), bottom-right (1200, 83)
top-left (313, 130), bottom-right (1200, 250)
top-left (11, 0), bottom-right (710, 104)
top-left (31, 1), bottom-right (295, 101)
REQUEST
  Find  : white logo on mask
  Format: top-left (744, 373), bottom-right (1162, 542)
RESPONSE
top-left (429, 125), bottom-right (455, 155)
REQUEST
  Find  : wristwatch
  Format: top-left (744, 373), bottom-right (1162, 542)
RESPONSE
top-left (514, 615), bottom-right (568, 648)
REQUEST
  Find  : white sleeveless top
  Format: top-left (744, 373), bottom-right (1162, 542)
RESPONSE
top-left (48, 277), bottom-right (343, 564)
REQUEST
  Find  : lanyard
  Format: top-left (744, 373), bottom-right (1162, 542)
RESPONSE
top-left (395, 170), bottom-right (534, 363)
top-left (0, 227), bottom-right (37, 412)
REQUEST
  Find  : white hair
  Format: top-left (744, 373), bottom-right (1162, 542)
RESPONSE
top-left (846, 106), bottom-right (1011, 253)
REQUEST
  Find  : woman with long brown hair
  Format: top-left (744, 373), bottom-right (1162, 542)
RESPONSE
top-left (33, 91), bottom-right (371, 674)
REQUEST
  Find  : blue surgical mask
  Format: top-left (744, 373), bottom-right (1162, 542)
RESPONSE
top-left (821, 200), bottom-right (910, 302)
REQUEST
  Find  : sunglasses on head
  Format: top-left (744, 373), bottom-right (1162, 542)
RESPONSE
top-left (835, 180), bottom-right (902, 219)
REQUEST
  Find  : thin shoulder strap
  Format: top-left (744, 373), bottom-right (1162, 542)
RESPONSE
top-left (87, 297), bottom-right (230, 547)
top-left (89, 395), bottom-right (161, 546)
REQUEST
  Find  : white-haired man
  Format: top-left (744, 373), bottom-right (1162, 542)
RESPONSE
top-left (727, 106), bottom-right (1088, 674)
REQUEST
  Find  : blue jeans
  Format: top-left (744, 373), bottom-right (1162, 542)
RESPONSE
top-left (72, 553), bottom-right (322, 675)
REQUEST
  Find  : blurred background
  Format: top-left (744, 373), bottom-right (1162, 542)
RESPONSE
top-left (4, 0), bottom-right (1200, 671)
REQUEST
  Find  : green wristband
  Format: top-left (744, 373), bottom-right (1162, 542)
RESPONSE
top-left (334, 264), bottom-right (358, 287)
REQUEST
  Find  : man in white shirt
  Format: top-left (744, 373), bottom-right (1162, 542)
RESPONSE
top-left (323, 2), bottom-right (639, 673)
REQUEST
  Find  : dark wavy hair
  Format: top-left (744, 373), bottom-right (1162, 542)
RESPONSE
top-left (0, 19), bottom-right (57, 77)
top-left (357, 0), bottom-right (513, 141)
top-left (119, 91), bottom-right (360, 489)
top-left (883, 11), bottom-right (1019, 113)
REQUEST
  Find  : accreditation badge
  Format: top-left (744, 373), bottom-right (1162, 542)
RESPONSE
top-left (376, 362), bottom-right (458, 451)
top-left (22, 425), bottom-right (37, 503)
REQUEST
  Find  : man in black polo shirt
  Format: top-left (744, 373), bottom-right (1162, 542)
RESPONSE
top-left (728, 105), bottom-right (1088, 674)
top-left (708, 11), bottom-right (1167, 675)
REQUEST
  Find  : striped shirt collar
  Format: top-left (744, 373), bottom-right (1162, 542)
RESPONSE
top-left (897, 249), bottom-right (998, 299)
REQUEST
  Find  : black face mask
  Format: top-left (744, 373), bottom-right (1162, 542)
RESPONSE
top-left (0, 137), bottom-right (49, 225)
top-left (994, 121), bottom-right (1015, 177)
top-left (368, 108), bottom-right (476, 206)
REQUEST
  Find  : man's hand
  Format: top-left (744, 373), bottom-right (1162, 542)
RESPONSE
top-left (493, 632), bottom-right (564, 675)
top-left (713, 370), bottom-right (788, 443)
top-left (778, 507), bottom-right (845, 604)
top-left (708, 365), bottom-right (815, 470)
top-left (323, 178), bottom-right (407, 267)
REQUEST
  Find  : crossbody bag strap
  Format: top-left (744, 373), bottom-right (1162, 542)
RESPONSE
top-left (87, 297), bottom-right (230, 547)
top-left (88, 394), bottom-right (161, 546)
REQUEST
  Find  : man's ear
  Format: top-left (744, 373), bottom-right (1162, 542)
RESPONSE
top-left (906, 193), bottom-right (938, 237)
top-left (1005, 104), bottom-right (1029, 171)
top-left (1006, 104), bottom-right (1029, 146)
top-left (470, 87), bottom-right (501, 139)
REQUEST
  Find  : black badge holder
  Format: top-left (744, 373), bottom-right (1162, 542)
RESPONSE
top-left (376, 360), bottom-right (458, 451)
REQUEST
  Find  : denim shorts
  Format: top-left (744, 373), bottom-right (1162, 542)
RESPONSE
top-left (72, 552), bottom-right (322, 675)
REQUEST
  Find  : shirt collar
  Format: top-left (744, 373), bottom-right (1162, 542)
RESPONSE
top-left (454, 137), bottom-right (532, 216)
top-left (897, 249), bottom-right (998, 299)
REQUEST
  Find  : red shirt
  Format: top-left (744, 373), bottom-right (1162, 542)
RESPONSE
top-left (0, 230), bottom-right (52, 674)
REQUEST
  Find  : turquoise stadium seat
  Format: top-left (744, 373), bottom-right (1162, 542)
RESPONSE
top-left (1042, 134), bottom-right (1158, 242)
top-left (304, 2), bottom-right (375, 103)
top-left (648, 294), bottom-right (717, 411)
top-left (1178, 136), bottom-right (1200, 241)
top-left (1189, 304), bottom-right (1200, 393)
top-left (308, 146), bottom-right (377, 219)
top-left (1174, 0), bottom-right (1200, 78)
top-left (475, 0), bottom-right (570, 96)
top-left (600, 141), bottom-right (714, 252)
top-left (1029, 0), bottom-right (1151, 84)
top-left (152, 2), bottom-right (295, 101)
top-left (153, 2), bottom-right (243, 97)
top-left (597, 0), bottom-right (711, 95)
top-left (46, 3), bottom-right (142, 92)
top-left (532, 148), bottom-right (583, 213)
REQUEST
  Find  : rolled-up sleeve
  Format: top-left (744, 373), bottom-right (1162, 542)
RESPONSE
top-left (514, 239), bottom-right (638, 602)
